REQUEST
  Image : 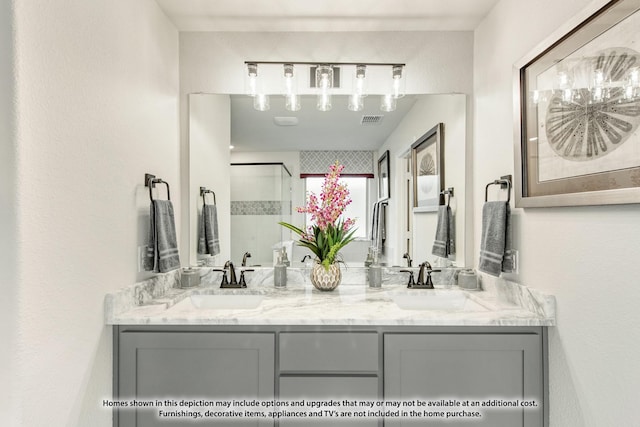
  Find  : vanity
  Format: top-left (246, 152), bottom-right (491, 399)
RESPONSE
top-left (107, 268), bottom-right (554, 427)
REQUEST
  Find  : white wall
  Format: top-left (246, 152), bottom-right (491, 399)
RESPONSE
top-left (474, 0), bottom-right (640, 425)
top-left (9, 1), bottom-right (179, 425)
top-left (379, 95), bottom-right (469, 266)
top-left (188, 94), bottom-right (231, 265)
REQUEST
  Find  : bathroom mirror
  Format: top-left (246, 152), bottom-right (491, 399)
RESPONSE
top-left (188, 93), bottom-right (469, 268)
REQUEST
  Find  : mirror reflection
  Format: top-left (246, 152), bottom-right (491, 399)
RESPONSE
top-left (188, 93), bottom-right (468, 269)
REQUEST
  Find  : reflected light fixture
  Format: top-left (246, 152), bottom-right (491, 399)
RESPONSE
top-left (316, 65), bottom-right (333, 112)
top-left (380, 94), bottom-right (396, 112)
top-left (348, 65), bottom-right (366, 111)
top-left (253, 93), bottom-right (270, 111)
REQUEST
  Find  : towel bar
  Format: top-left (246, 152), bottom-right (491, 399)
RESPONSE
top-left (145, 173), bottom-right (171, 201)
top-left (485, 175), bottom-right (512, 203)
top-left (200, 187), bottom-right (216, 205)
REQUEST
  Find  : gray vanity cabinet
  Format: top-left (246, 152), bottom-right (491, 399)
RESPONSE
top-left (113, 326), bottom-right (546, 427)
top-left (115, 329), bottom-right (275, 427)
top-left (278, 332), bottom-right (380, 427)
top-left (384, 333), bottom-right (545, 427)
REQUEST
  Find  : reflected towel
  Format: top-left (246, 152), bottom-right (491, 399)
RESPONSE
top-left (370, 201), bottom-right (386, 253)
top-left (478, 201), bottom-right (514, 276)
top-left (144, 200), bottom-right (180, 273)
top-left (432, 205), bottom-right (455, 258)
top-left (198, 204), bottom-right (220, 256)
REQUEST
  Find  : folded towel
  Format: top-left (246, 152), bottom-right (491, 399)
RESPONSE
top-left (432, 205), bottom-right (455, 258)
top-left (478, 201), bottom-right (514, 276)
top-left (198, 204), bottom-right (220, 256)
top-left (144, 200), bottom-right (180, 273)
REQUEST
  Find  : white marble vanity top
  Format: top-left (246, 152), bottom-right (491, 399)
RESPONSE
top-left (105, 267), bottom-right (555, 326)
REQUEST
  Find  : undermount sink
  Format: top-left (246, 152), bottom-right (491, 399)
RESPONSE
top-left (391, 291), bottom-right (488, 311)
top-left (189, 294), bottom-right (265, 310)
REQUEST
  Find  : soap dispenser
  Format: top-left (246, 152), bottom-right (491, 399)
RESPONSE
top-left (281, 247), bottom-right (290, 267)
top-left (274, 254), bottom-right (287, 287)
top-left (368, 248), bottom-right (382, 288)
top-left (364, 247), bottom-right (374, 268)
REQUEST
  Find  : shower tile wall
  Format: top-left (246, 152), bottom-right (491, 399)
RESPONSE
top-left (230, 165), bottom-right (291, 266)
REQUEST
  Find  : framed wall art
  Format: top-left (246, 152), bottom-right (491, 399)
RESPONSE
top-left (412, 123), bottom-right (444, 212)
top-left (514, 0), bottom-right (640, 207)
top-left (377, 150), bottom-right (391, 201)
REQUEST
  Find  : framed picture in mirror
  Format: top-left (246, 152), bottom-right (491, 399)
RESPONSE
top-left (514, 0), bottom-right (640, 207)
top-left (412, 123), bottom-right (444, 211)
top-left (377, 150), bottom-right (390, 201)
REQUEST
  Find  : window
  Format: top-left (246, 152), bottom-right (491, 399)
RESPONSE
top-left (304, 177), bottom-right (368, 238)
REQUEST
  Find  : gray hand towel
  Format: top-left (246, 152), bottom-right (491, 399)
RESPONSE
top-left (144, 200), bottom-right (180, 273)
top-left (478, 201), bottom-right (513, 276)
top-left (198, 204), bottom-right (220, 256)
top-left (432, 205), bottom-right (455, 258)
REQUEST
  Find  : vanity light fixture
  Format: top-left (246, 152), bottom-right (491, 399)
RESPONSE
top-left (316, 65), bottom-right (333, 112)
top-left (244, 61), bottom-right (406, 112)
top-left (380, 93), bottom-right (397, 112)
top-left (283, 64), bottom-right (301, 112)
top-left (246, 63), bottom-right (258, 97)
top-left (254, 93), bottom-right (270, 111)
top-left (391, 64), bottom-right (405, 99)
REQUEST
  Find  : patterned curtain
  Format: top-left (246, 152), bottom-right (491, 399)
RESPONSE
top-left (299, 151), bottom-right (374, 177)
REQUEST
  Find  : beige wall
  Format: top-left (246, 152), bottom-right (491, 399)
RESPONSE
top-left (474, 0), bottom-right (640, 425)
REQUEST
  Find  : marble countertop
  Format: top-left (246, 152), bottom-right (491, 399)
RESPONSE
top-left (105, 267), bottom-right (556, 326)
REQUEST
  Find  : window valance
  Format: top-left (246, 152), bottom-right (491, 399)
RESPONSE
top-left (299, 151), bottom-right (374, 178)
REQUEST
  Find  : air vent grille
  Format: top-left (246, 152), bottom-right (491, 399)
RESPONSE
top-left (361, 115), bottom-right (384, 125)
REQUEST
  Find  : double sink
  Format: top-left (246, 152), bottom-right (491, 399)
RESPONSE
top-left (186, 288), bottom-right (488, 312)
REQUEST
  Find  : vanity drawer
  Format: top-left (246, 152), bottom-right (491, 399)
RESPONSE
top-left (279, 332), bottom-right (378, 372)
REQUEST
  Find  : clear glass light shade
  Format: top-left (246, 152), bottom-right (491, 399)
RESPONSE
top-left (246, 63), bottom-right (258, 97)
top-left (380, 94), bottom-right (396, 112)
top-left (253, 94), bottom-right (270, 111)
top-left (348, 94), bottom-right (364, 111)
top-left (283, 64), bottom-right (296, 95)
top-left (391, 65), bottom-right (405, 99)
top-left (353, 65), bottom-right (367, 97)
top-left (317, 92), bottom-right (332, 111)
top-left (316, 65), bottom-right (333, 111)
top-left (285, 94), bottom-right (301, 111)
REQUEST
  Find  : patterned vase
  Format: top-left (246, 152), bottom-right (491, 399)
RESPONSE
top-left (310, 261), bottom-right (342, 291)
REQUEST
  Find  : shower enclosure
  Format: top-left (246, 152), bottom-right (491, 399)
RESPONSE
top-left (230, 163), bottom-right (292, 266)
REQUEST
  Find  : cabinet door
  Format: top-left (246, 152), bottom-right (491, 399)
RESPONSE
top-left (117, 332), bottom-right (274, 427)
top-left (384, 334), bottom-right (543, 427)
top-left (279, 376), bottom-right (379, 427)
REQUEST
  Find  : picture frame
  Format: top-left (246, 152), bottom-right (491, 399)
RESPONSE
top-left (377, 150), bottom-right (391, 201)
top-left (411, 123), bottom-right (444, 211)
top-left (513, 0), bottom-right (640, 208)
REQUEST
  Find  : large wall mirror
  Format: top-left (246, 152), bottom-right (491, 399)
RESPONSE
top-left (188, 93), bottom-right (469, 268)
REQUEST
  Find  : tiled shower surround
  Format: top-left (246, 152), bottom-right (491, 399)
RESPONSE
top-left (231, 200), bottom-right (291, 216)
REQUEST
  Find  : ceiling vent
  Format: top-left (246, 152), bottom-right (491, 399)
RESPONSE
top-left (361, 115), bottom-right (384, 125)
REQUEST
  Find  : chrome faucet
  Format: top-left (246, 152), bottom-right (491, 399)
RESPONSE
top-left (242, 252), bottom-right (252, 267)
top-left (402, 252), bottom-right (412, 267)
